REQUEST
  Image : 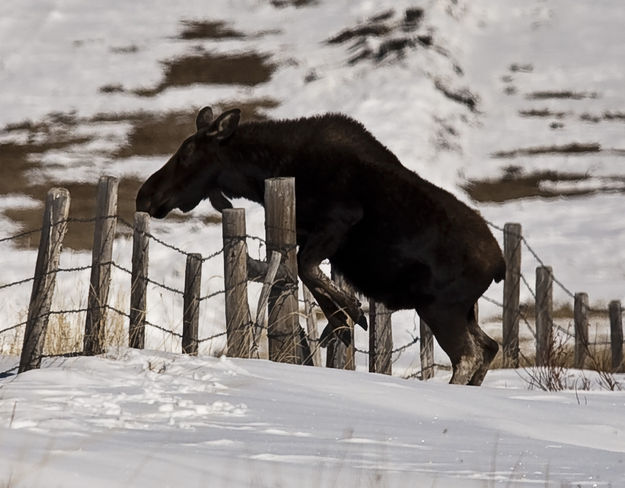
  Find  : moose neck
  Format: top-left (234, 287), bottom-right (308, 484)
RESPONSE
top-left (215, 121), bottom-right (298, 204)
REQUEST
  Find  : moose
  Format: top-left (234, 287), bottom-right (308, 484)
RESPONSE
top-left (136, 106), bottom-right (506, 385)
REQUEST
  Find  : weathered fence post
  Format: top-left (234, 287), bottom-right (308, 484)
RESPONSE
top-left (265, 178), bottom-right (308, 364)
top-left (19, 188), bottom-right (70, 373)
top-left (182, 253), bottom-right (202, 355)
top-left (608, 300), bottom-right (624, 372)
top-left (574, 292), bottom-right (589, 369)
top-left (223, 208), bottom-right (251, 358)
top-left (420, 319), bottom-right (434, 380)
top-left (369, 300), bottom-right (392, 375)
top-left (84, 176), bottom-right (118, 356)
top-left (129, 212), bottom-right (149, 349)
top-left (502, 223), bottom-right (522, 368)
top-left (535, 266), bottom-right (553, 366)
top-left (326, 270), bottom-right (355, 370)
top-left (303, 286), bottom-right (322, 366)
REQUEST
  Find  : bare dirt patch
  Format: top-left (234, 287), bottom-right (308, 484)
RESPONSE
top-left (518, 108), bottom-right (567, 118)
top-left (526, 90), bottom-right (598, 100)
top-left (492, 142), bottom-right (601, 159)
top-left (1, 100), bottom-right (277, 250)
top-left (178, 20), bottom-right (245, 40)
top-left (115, 99), bottom-right (278, 158)
top-left (133, 52), bottom-right (276, 97)
top-left (463, 167), bottom-right (615, 203)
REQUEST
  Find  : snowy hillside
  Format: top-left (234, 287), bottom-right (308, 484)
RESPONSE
top-left (2, 1), bottom-right (625, 485)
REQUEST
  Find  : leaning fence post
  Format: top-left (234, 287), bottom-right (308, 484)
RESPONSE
top-left (129, 212), bottom-right (149, 349)
top-left (182, 253), bottom-right (202, 355)
top-left (326, 269), bottom-right (355, 370)
top-left (19, 188), bottom-right (70, 373)
top-left (369, 300), bottom-right (392, 375)
top-left (419, 319), bottom-right (434, 380)
top-left (574, 292), bottom-right (589, 369)
top-left (84, 176), bottom-right (118, 356)
top-left (223, 208), bottom-right (251, 358)
top-left (608, 300), bottom-right (624, 372)
top-left (265, 178), bottom-right (308, 364)
top-left (502, 223), bottom-right (522, 368)
top-left (535, 266), bottom-right (553, 366)
top-left (303, 286), bottom-right (322, 366)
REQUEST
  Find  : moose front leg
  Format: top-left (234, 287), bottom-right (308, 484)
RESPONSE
top-left (299, 264), bottom-right (367, 346)
top-left (296, 204), bottom-right (366, 347)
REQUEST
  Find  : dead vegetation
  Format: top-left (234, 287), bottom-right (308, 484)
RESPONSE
top-left (326, 6), bottom-right (433, 65)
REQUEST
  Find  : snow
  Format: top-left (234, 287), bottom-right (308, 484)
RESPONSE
top-left (1, 349), bottom-right (624, 487)
top-left (1, 0), bottom-right (625, 484)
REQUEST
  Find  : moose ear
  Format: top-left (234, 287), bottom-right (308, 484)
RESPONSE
top-left (196, 106), bottom-right (214, 131)
top-left (210, 109), bottom-right (241, 140)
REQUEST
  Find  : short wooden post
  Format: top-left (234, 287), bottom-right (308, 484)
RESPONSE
top-left (419, 318), bottom-right (434, 380)
top-left (223, 208), bottom-right (251, 358)
top-left (265, 178), bottom-right (307, 364)
top-left (326, 270), bottom-right (355, 370)
top-left (608, 300), bottom-right (624, 372)
top-left (84, 176), bottom-right (118, 356)
top-left (369, 300), bottom-right (392, 375)
top-left (19, 188), bottom-right (70, 373)
top-left (574, 292), bottom-right (589, 369)
top-left (303, 286), bottom-right (322, 366)
top-left (182, 253), bottom-right (202, 355)
top-left (129, 212), bottom-right (149, 349)
top-left (535, 266), bottom-right (553, 366)
top-left (502, 223), bottom-right (522, 368)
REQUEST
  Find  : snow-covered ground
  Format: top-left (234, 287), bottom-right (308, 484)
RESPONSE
top-left (1, 1), bottom-right (625, 484)
top-left (1, 349), bottom-right (624, 487)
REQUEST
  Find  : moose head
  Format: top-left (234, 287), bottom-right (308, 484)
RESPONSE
top-left (136, 107), bottom-right (241, 218)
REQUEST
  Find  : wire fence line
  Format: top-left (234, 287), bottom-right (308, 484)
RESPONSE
top-left (1, 211), bottom-right (621, 374)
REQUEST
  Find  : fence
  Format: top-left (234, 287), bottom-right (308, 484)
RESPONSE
top-left (1, 176), bottom-right (624, 379)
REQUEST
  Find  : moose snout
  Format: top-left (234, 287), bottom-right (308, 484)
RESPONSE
top-left (135, 188), bottom-right (152, 214)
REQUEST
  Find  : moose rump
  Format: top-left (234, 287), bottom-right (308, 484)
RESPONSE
top-left (136, 106), bottom-right (506, 386)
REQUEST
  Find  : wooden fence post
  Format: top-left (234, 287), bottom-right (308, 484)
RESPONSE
top-left (223, 208), bottom-right (251, 358)
top-left (265, 178), bottom-right (308, 364)
top-left (535, 266), bottom-right (553, 366)
top-left (84, 176), bottom-right (118, 356)
top-left (502, 223), bottom-right (522, 368)
top-left (608, 300), bottom-right (624, 372)
top-left (420, 318), bottom-right (434, 380)
top-left (574, 292), bottom-right (589, 369)
top-left (19, 188), bottom-right (70, 373)
top-left (182, 253), bottom-right (202, 355)
top-left (326, 269), bottom-right (355, 370)
top-left (303, 286), bottom-right (322, 366)
top-left (129, 212), bottom-right (149, 349)
top-left (369, 300), bottom-right (392, 375)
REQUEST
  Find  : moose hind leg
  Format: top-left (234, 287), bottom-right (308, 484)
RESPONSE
top-left (466, 308), bottom-right (498, 386)
top-left (420, 305), bottom-right (485, 385)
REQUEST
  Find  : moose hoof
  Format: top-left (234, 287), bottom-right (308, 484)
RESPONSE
top-left (356, 311), bottom-right (368, 331)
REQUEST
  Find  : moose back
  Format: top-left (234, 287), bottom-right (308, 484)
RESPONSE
top-left (136, 107), bottom-right (506, 385)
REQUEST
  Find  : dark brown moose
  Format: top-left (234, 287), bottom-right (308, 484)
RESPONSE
top-left (136, 107), bottom-right (506, 385)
